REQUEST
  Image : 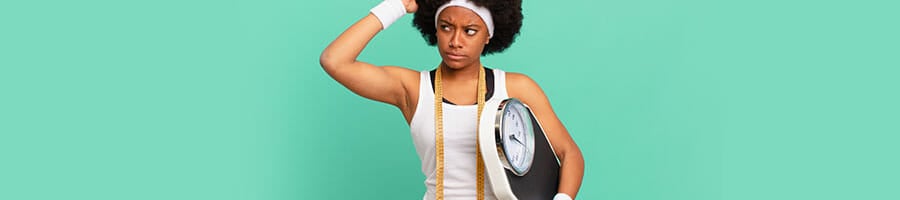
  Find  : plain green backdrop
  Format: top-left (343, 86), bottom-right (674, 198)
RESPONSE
top-left (1, 0), bottom-right (898, 199)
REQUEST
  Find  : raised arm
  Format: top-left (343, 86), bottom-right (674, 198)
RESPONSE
top-left (319, 0), bottom-right (419, 108)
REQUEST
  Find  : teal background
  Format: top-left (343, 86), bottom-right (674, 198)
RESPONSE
top-left (1, 0), bottom-right (898, 199)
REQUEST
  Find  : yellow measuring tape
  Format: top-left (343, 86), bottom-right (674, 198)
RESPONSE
top-left (434, 65), bottom-right (486, 200)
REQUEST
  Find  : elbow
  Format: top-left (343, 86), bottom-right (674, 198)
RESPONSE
top-left (571, 148), bottom-right (585, 167)
top-left (319, 51), bottom-right (335, 70)
top-left (320, 50), bottom-right (351, 75)
top-left (559, 144), bottom-right (585, 167)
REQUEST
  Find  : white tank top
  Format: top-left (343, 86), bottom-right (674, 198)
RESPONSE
top-left (409, 69), bottom-right (508, 200)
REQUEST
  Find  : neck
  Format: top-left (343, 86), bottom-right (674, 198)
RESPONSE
top-left (439, 61), bottom-right (483, 82)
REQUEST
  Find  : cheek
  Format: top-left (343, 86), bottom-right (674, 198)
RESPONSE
top-left (435, 33), bottom-right (450, 47)
top-left (470, 39), bottom-right (486, 54)
top-left (436, 34), bottom-right (448, 45)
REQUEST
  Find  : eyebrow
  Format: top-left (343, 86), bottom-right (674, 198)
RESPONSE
top-left (438, 19), bottom-right (483, 29)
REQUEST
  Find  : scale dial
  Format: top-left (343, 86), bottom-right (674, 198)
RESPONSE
top-left (495, 99), bottom-right (536, 176)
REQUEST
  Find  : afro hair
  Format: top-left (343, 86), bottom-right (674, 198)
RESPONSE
top-left (412, 0), bottom-right (523, 56)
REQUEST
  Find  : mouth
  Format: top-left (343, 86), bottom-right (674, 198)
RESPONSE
top-left (445, 52), bottom-right (467, 60)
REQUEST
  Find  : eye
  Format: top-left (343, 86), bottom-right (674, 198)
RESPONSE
top-left (440, 25), bottom-right (451, 32)
top-left (465, 29), bottom-right (477, 36)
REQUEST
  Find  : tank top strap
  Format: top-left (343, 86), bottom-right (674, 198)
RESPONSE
top-left (491, 68), bottom-right (510, 100)
top-left (418, 70), bottom-right (434, 105)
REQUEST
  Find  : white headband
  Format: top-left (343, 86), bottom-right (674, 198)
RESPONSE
top-left (434, 0), bottom-right (494, 38)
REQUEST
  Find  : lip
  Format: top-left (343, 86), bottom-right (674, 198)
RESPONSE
top-left (445, 53), bottom-right (467, 60)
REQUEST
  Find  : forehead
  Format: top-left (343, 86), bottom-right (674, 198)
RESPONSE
top-left (437, 6), bottom-right (486, 26)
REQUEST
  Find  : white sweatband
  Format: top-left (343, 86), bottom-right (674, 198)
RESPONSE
top-left (370, 0), bottom-right (406, 30)
top-left (434, 0), bottom-right (495, 38)
top-left (553, 193), bottom-right (573, 200)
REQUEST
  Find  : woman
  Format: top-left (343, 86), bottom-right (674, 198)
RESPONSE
top-left (319, 0), bottom-right (584, 199)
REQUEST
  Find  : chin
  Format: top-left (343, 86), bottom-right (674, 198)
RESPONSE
top-left (441, 61), bottom-right (463, 69)
top-left (441, 59), bottom-right (470, 69)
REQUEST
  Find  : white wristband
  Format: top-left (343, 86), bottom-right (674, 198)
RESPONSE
top-left (553, 193), bottom-right (573, 200)
top-left (369, 0), bottom-right (406, 30)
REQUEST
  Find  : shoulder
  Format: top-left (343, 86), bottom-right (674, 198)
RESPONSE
top-left (504, 72), bottom-right (547, 102)
top-left (505, 72), bottom-right (542, 93)
top-left (505, 72), bottom-right (535, 86)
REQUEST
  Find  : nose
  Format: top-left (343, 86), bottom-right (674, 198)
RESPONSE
top-left (448, 30), bottom-right (462, 48)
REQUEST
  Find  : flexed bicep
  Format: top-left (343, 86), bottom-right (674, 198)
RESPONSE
top-left (325, 62), bottom-right (416, 107)
top-left (320, 13), bottom-right (418, 107)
